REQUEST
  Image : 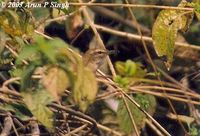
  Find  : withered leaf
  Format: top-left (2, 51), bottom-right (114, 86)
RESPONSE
top-left (152, 2), bottom-right (194, 70)
top-left (42, 66), bottom-right (70, 101)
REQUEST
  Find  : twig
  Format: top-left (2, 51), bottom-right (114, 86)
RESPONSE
top-left (34, 24), bottom-right (170, 136)
top-left (122, 91), bottom-right (171, 136)
top-left (2, 75), bottom-right (42, 87)
top-left (0, 94), bottom-right (23, 104)
top-left (5, 44), bottom-right (28, 65)
top-left (130, 88), bottom-right (200, 105)
top-left (0, 86), bottom-right (21, 97)
top-left (78, 0), bottom-right (116, 77)
top-left (49, 103), bottom-right (97, 128)
top-left (34, 30), bottom-right (53, 40)
top-left (180, 75), bottom-right (200, 125)
top-left (9, 113), bottom-right (19, 136)
top-left (97, 70), bottom-right (171, 136)
top-left (145, 119), bottom-right (164, 136)
top-left (157, 67), bottom-right (197, 93)
top-left (122, 94), bottom-right (140, 136)
top-left (45, 0), bottom-right (96, 23)
top-left (132, 86), bottom-right (200, 99)
top-left (68, 3), bottom-right (194, 11)
top-left (89, 6), bottom-right (150, 34)
top-left (2, 77), bottom-right (21, 87)
top-left (123, 0), bottom-right (179, 135)
top-left (94, 24), bottom-right (200, 51)
top-left (13, 118), bottom-right (25, 132)
top-left (64, 124), bottom-right (88, 136)
top-left (166, 113), bottom-right (195, 124)
top-left (0, 116), bottom-right (13, 136)
top-left (50, 98), bottom-right (123, 136)
top-left (30, 120), bottom-right (40, 136)
top-left (97, 123), bottom-right (123, 136)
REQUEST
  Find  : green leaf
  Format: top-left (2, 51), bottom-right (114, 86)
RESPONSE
top-left (38, 43), bottom-right (56, 63)
top-left (115, 60), bottom-right (146, 78)
top-left (0, 104), bottom-right (32, 121)
top-left (189, 126), bottom-right (199, 136)
top-left (117, 97), bottom-right (146, 134)
top-left (134, 94), bottom-right (157, 115)
top-left (73, 62), bottom-right (98, 112)
top-left (16, 46), bottom-right (38, 64)
top-left (152, 2), bottom-right (194, 70)
top-left (115, 61), bottom-right (126, 76)
top-left (21, 89), bottom-right (54, 130)
top-left (35, 37), bottom-right (70, 63)
top-left (20, 64), bottom-right (37, 91)
top-left (10, 68), bottom-right (23, 77)
top-left (114, 75), bottom-right (131, 90)
top-left (117, 94), bottom-right (156, 134)
top-left (125, 60), bottom-right (137, 76)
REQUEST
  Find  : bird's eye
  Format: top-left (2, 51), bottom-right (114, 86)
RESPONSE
top-left (97, 51), bottom-right (104, 54)
top-left (95, 50), bottom-right (106, 54)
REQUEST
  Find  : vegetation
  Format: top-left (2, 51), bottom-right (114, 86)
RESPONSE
top-left (0, 0), bottom-right (200, 135)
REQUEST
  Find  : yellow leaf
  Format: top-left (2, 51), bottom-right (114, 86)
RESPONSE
top-left (195, 11), bottom-right (200, 20)
top-left (73, 62), bottom-right (98, 112)
top-left (0, 10), bottom-right (23, 37)
top-left (152, 2), bottom-right (194, 70)
top-left (42, 66), bottom-right (70, 101)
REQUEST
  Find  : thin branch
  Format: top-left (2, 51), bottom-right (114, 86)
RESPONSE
top-left (3, 77), bottom-right (21, 87)
top-left (30, 120), bottom-right (40, 136)
top-left (49, 103), bottom-right (97, 128)
top-left (96, 70), bottom-right (171, 136)
top-left (10, 114), bottom-right (19, 136)
top-left (133, 86), bottom-right (200, 99)
top-left (64, 124), bottom-right (88, 136)
top-left (157, 67), bottom-right (197, 93)
top-left (34, 24), bottom-right (170, 136)
top-left (69, 3), bottom-right (194, 11)
top-left (122, 94), bottom-right (140, 136)
top-left (94, 24), bottom-right (200, 51)
top-left (34, 30), bottom-right (53, 40)
top-left (97, 123), bottom-right (123, 136)
top-left (145, 119), bottom-right (164, 136)
top-left (0, 116), bottom-right (13, 136)
top-left (46, 0), bottom-right (96, 23)
top-left (2, 75), bottom-right (42, 87)
top-left (123, 0), bottom-right (180, 135)
top-left (89, 6), bottom-right (150, 34)
top-left (122, 91), bottom-right (171, 136)
top-left (78, 0), bottom-right (116, 77)
top-left (130, 88), bottom-right (200, 105)
top-left (166, 113), bottom-right (195, 124)
top-left (0, 86), bottom-right (21, 97)
top-left (5, 44), bottom-right (28, 65)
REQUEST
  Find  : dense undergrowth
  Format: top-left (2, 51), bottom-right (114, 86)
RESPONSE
top-left (0, 0), bottom-right (200, 136)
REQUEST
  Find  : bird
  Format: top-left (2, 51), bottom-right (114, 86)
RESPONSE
top-left (83, 48), bottom-right (108, 72)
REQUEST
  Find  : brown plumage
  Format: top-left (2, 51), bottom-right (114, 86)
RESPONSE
top-left (83, 49), bottom-right (108, 72)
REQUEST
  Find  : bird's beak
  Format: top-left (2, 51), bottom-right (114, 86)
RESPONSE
top-left (107, 50), bottom-right (118, 55)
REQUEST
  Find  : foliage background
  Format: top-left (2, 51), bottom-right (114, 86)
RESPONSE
top-left (0, 0), bottom-right (200, 136)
